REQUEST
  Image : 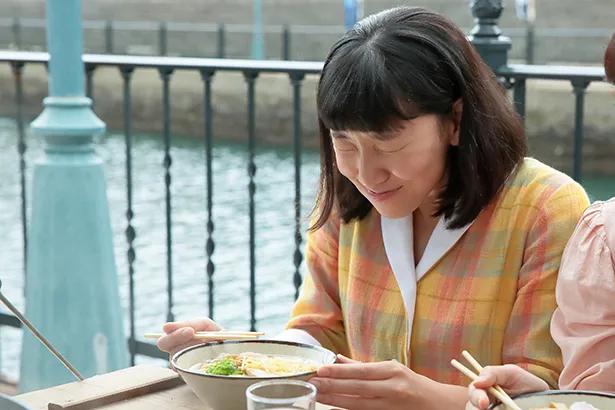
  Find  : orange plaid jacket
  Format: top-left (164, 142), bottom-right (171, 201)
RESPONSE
top-left (285, 158), bottom-right (589, 388)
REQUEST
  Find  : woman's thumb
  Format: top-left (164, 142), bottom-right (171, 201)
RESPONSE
top-left (472, 367), bottom-right (498, 389)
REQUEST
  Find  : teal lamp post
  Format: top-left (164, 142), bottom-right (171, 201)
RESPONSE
top-left (19, 0), bottom-right (128, 392)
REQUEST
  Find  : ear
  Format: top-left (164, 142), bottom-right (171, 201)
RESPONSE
top-left (449, 99), bottom-right (463, 147)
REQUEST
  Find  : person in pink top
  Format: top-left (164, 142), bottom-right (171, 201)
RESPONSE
top-left (551, 198), bottom-right (615, 392)
top-left (466, 32), bottom-right (615, 409)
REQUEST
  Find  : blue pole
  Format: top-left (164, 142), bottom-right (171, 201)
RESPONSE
top-left (251, 0), bottom-right (264, 59)
top-left (19, 0), bottom-right (128, 392)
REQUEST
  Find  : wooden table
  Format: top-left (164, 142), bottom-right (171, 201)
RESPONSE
top-left (15, 365), bottom-right (333, 410)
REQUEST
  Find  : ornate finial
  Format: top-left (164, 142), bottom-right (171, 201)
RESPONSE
top-left (469, 0), bottom-right (504, 38)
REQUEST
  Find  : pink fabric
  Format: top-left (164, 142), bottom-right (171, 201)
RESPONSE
top-left (551, 198), bottom-right (615, 392)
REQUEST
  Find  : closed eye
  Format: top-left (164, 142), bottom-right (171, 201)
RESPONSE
top-left (334, 146), bottom-right (357, 152)
top-left (332, 138), bottom-right (357, 152)
top-left (379, 143), bottom-right (408, 153)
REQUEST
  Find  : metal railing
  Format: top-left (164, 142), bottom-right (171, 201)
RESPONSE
top-left (0, 51), bottom-right (321, 365)
top-left (499, 64), bottom-right (605, 181)
top-left (0, 51), bottom-right (607, 370)
top-left (1, 17), bottom-right (614, 63)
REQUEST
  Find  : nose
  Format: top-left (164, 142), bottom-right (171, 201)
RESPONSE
top-left (356, 153), bottom-right (388, 189)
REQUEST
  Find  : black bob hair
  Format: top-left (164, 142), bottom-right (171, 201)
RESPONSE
top-left (311, 6), bottom-right (527, 231)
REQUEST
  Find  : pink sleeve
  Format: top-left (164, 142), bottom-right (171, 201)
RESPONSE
top-left (551, 199), bottom-right (615, 393)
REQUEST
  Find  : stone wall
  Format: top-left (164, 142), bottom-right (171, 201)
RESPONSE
top-left (1, 0), bottom-right (614, 63)
top-left (0, 64), bottom-right (613, 176)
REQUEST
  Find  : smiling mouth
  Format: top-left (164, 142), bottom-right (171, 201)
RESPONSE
top-left (366, 187), bottom-right (402, 196)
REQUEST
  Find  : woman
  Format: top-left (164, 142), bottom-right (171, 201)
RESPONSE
top-left (159, 7), bottom-right (589, 409)
top-left (466, 32), bottom-right (615, 409)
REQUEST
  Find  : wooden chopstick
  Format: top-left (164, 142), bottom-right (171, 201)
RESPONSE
top-left (462, 350), bottom-right (509, 398)
top-left (451, 359), bottom-right (523, 410)
top-left (143, 331), bottom-right (264, 340)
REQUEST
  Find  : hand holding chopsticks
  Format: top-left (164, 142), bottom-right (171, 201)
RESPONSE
top-left (451, 350), bottom-right (523, 410)
top-left (145, 330), bottom-right (264, 341)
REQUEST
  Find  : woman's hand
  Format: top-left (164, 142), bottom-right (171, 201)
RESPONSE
top-left (466, 365), bottom-right (549, 410)
top-left (309, 355), bottom-right (429, 410)
top-left (156, 318), bottom-right (223, 357)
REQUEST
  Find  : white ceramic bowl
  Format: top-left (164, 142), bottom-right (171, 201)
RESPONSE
top-left (490, 390), bottom-right (615, 409)
top-left (172, 340), bottom-right (337, 410)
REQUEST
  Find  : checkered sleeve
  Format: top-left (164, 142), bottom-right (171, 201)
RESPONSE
top-left (502, 180), bottom-right (590, 389)
top-left (284, 216), bottom-right (350, 356)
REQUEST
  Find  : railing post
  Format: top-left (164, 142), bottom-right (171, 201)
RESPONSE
top-left (11, 62), bottom-right (28, 291)
top-left (104, 20), bottom-right (114, 54)
top-left (159, 21), bottom-right (168, 56)
top-left (467, 0), bottom-right (512, 70)
top-left (289, 72), bottom-right (305, 299)
top-left (525, 23), bottom-right (535, 64)
top-left (200, 69), bottom-right (217, 319)
top-left (571, 80), bottom-right (589, 182)
top-left (217, 23), bottom-right (226, 58)
top-left (282, 24), bottom-right (291, 61)
top-left (12, 17), bottom-right (22, 50)
top-left (19, 0), bottom-right (128, 393)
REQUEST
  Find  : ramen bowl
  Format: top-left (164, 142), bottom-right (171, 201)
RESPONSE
top-left (172, 340), bottom-right (337, 410)
top-left (489, 390), bottom-right (615, 410)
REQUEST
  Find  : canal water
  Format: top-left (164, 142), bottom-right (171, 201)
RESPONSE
top-left (0, 116), bottom-right (613, 380)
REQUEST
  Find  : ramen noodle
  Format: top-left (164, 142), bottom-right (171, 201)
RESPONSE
top-left (531, 402), bottom-right (601, 410)
top-left (190, 352), bottom-right (319, 377)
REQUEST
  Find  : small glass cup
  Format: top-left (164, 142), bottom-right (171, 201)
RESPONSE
top-left (246, 380), bottom-right (317, 410)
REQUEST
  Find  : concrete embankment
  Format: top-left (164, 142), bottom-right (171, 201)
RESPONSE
top-left (0, 64), bottom-right (613, 176)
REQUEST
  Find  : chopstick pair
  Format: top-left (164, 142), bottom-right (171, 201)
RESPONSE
top-left (451, 350), bottom-right (523, 410)
top-left (144, 330), bottom-right (265, 341)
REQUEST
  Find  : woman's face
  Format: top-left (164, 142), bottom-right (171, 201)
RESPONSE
top-left (331, 113), bottom-right (459, 219)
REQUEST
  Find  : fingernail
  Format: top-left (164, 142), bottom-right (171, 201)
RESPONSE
top-left (182, 328), bottom-right (193, 338)
top-left (317, 367), bottom-right (330, 377)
